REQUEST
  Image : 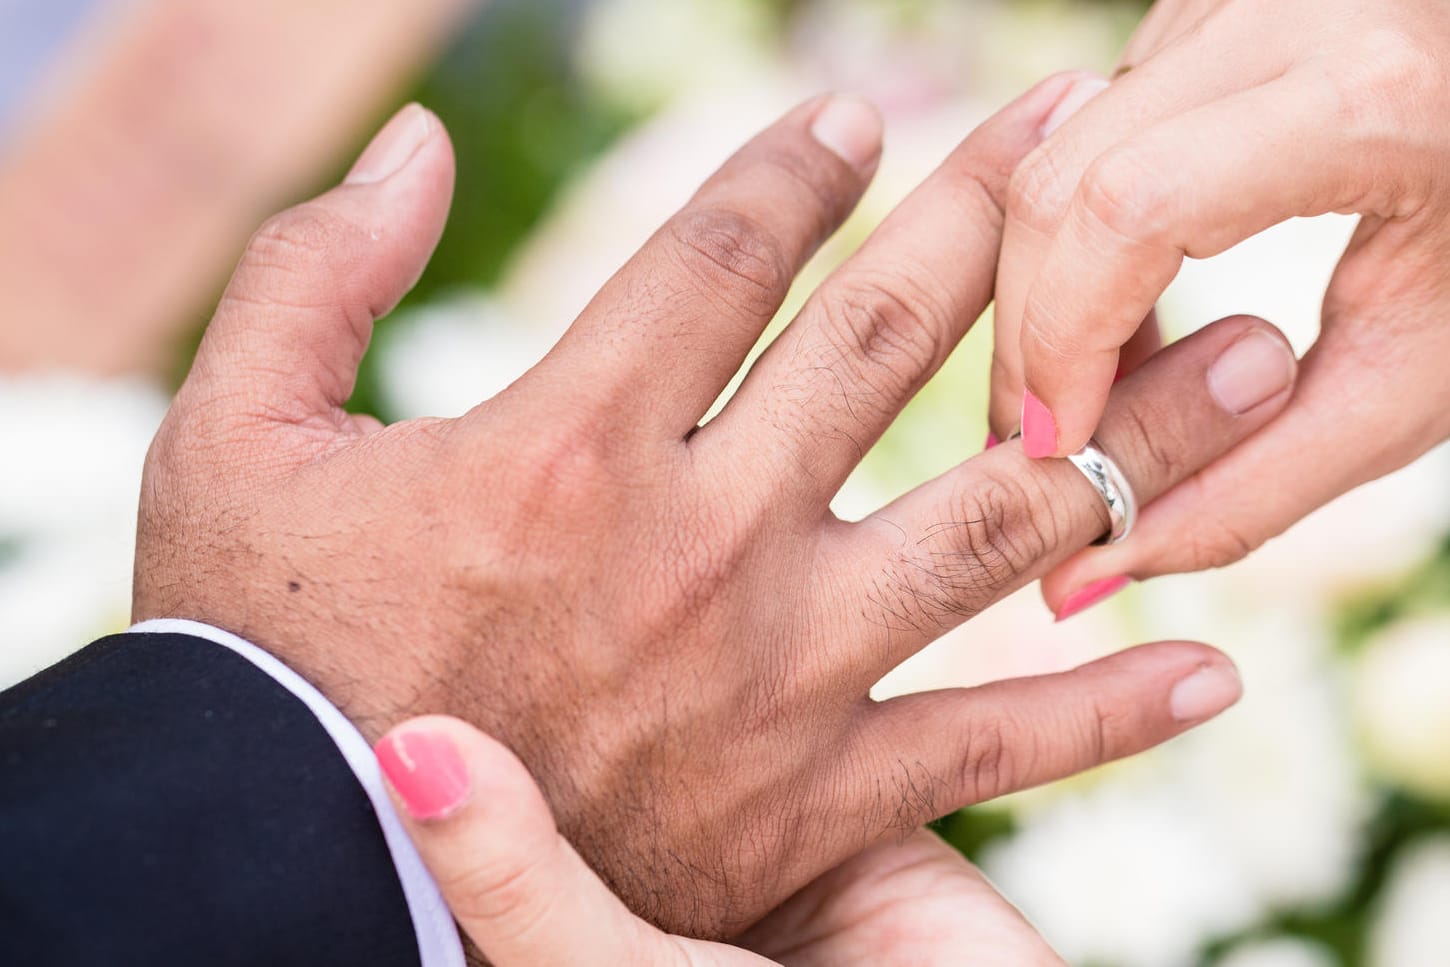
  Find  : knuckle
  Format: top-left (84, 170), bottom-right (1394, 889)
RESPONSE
top-left (1188, 514), bottom-right (1260, 570)
top-left (1080, 695), bottom-right (1128, 765)
top-left (1007, 142), bottom-right (1075, 233)
top-left (664, 207), bottom-right (791, 317)
top-left (1109, 400), bottom-right (1187, 490)
top-left (245, 205), bottom-right (354, 275)
top-left (1078, 146), bottom-right (1168, 244)
top-left (823, 273), bottom-right (951, 389)
top-left (503, 418), bottom-right (615, 512)
top-left (230, 205), bottom-right (364, 313)
top-left (872, 471), bottom-right (1057, 635)
top-left (440, 851), bottom-right (553, 938)
top-left (947, 470), bottom-right (1056, 586)
top-left (958, 718), bottom-right (1019, 803)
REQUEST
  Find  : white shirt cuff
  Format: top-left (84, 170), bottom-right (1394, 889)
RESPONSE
top-left (128, 618), bottom-right (465, 967)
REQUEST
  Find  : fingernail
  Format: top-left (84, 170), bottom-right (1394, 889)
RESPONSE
top-left (810, 96), bottom-right (883, 170)
top-left (346, 103), bottom-right (432, 185)
top-left (984, 431), bottom-right (1000, 451)
top-left (1042, 75), bottom-right (1110, 136)
top-left (1206, 328), bottom-right (1296, 415)
top-left (1054, 575), bottom-right (1131, 622)
top-left (1170, 663), bottom-right (1243, 723)
top-left (376, 729), bottom-right (469, 820)
top-left (1021, 389), bottom-right (1058, 458)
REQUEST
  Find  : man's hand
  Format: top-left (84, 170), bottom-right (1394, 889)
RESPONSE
top-left (135, 82), bottom-right (1290, 936)
top-left (375, 714), bottom-right (1064, 966)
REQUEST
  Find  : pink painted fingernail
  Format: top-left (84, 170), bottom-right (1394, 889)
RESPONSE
top-left (810, 96), bottom-right (883, 170)
top-left (1054, 575), bottom-right (1131, 622)
top-left (346, 103), bottom-right (433, 185)
top-left (1021, 390), bottom-right (1057, 458)
top-left (1170, 663), bottom-right (1243, 723)
top-left (985, 431), bottom-right (1001, 451)
top-left (1042, 76), bottom-right (1110, 136)
top-left (376, 730), bottom-right (469, 820)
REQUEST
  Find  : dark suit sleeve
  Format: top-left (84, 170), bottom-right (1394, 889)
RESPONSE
top-left (0, 632), bottom-right (423, 967)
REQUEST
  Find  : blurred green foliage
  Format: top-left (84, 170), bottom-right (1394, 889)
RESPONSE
top-left (346, 0), bottom-right (637, 418)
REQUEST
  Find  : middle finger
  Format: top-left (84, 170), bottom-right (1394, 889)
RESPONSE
top-left (695, 72), bottom-right (1088, 507)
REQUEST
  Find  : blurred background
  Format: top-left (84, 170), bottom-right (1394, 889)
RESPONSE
top-left (3, 1), bottom-right (1448, 964)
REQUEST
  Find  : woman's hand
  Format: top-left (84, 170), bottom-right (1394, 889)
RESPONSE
top-left (376, 715), bottom-right (1065, 967)
top-left (985, 0), bottom-right (1450, 613)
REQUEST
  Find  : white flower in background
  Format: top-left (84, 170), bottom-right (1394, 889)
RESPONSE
top-left (373, 294), bottom-right (552, 421)
top-left (1217, 937), bottom-right (1338, 967)
top-left (1163, 215), bottom-right (1356, 356)
top-left (984, 784), bottom-right (1259, 967)
top-left (1353, 614), bottom-right (1450, 802)
top-left (1164, 608), bottom-right (1368, 911)
top-left (978, 600), bottom-right (1365, 965)
top-left (1368, 835), bottom-right (1450, 967)
top-left (0, 377), bottom-right (167, 689)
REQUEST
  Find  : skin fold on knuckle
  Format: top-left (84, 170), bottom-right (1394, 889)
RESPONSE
top-left (940, 156), bottom-right (1014, 236)
top-left (438, 844), bottom-right (559, 944)
top-left (1006, 142), bottom-right (1076, 236)
top-left (235, 205), bottom-right (357, 296)
top-left (955, 716), bottom-right (1021, 805)
top-left (817, 273), bottom-right (952, 406)
top-left (870, 471), bottom-right (1058, 634)
top-left (1078, 145), bottom-right (1172, 247)
top-left (1106, 396), bottom-right (1190, 492)
top-left (1185, 507), bottom-right (1261, 571)
top-left (663, 207), bottom-right (791, 320)
top-left (1078, 692), bottom-right (1133, 767)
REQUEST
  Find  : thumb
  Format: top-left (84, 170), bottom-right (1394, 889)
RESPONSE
top-left (187, 103), bottom-right (453, 423)
top-left (375, 716), bottom-right (761, 967)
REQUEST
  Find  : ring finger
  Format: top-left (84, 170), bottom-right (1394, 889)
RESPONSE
top-left (836, 312), bottom-right (1297, 678)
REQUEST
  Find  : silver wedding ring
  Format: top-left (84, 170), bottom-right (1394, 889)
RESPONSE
top-left (1004, 432), bottom-right (1138, 545)
top-left (1068, 439), bottom-right (1137, 546)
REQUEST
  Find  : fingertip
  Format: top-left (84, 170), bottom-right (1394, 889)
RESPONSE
top-left (1020, 388), bottom-right (1058, 458)
top-left (1169, 654), bottom-right (1243, 724)
top-left (809, 94), bottom-right (884, 173)
top-left (376, 719), bottom-right (471, 822)
top-left (1052, 573), bottom-right (1131, 622)
top-left (1204, 317), bottom-right (1298, 417)
top-left (346, 103), bottom-right (435, 186)
top-left (1041, 73), bottom-right (1111, 137)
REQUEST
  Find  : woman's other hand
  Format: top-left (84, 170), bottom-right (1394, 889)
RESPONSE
top-left (376, 715), bottom-right (1065, 967)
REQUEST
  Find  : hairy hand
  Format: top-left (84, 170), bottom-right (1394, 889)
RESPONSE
top-left (135, 82), bottom-right (1286, 935)
top-left (376, 715), bottom-right (1065, 967)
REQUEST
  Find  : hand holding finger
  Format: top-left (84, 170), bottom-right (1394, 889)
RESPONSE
top-left (376, 716), bottom-right (767, 967)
